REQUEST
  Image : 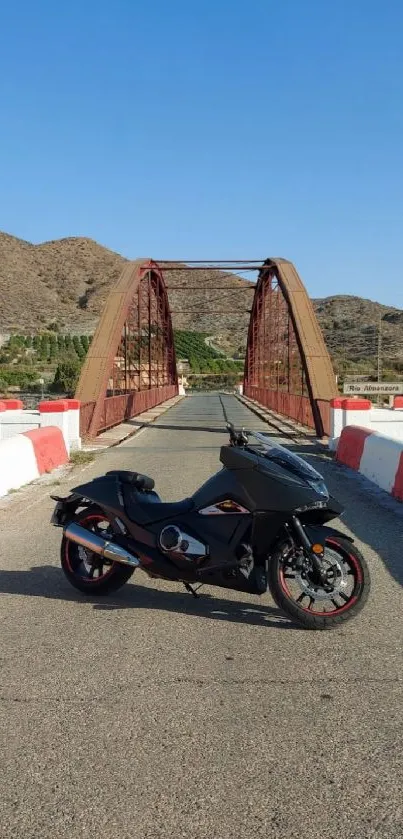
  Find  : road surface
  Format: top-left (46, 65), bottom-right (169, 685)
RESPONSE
top-left (1, 394), bottom-right (402, 839)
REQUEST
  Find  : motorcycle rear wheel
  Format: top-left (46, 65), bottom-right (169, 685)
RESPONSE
top-left (268, 535), bottom-right (370, 630)
top-left (61, 505), bottom-right (135, 595)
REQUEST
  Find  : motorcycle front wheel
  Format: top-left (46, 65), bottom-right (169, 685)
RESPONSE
top-left (268, 535), bottom-right (370, 630)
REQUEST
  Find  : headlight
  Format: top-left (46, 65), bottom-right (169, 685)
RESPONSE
top-left (307, 479), bottom-right (329, 498)
top-left (296, 499), bottom-right (329, 513)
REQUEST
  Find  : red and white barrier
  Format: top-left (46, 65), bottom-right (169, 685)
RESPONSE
top-left (64, 399), bottom-right (81, 450)
top-left (38, 400), bottom-right (71, 451)
top-left (0, 399), bottom-right (81, 449)
top-left (330, 398), bottom-right (371, 449)
top-left (0, 399), bottom-right (24, 411)
top-left (336, 426), bottom-right (403, 501)
top-left (0, 426), bottom-right (69, 497)
top-left (329, 397), bottom-right (403, 449)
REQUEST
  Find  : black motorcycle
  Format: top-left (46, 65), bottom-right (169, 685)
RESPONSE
top-left (51, 423), bottom-right (370, 629)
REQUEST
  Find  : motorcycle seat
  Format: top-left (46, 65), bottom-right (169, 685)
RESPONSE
top-left (106, 470), bottom-right (155, 492)
top-left (138, 498), bottom-right (194, 523)
top-left (122, 485), bottom-right (194, 525)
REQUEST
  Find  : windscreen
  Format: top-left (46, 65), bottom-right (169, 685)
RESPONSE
top-left (246, 431), bottom-right (329, 497)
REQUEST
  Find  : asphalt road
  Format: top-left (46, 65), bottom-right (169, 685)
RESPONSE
top-left (1, 394), bottom-right (402, 839)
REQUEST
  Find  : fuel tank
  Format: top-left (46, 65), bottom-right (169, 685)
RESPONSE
top-left (191, 446), bottom-right (321, 513)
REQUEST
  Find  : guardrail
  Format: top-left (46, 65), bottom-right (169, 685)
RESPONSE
top-left (80, 385), bottom-right (178, 438)
top-left (244, 387), bottom-right (331, 437)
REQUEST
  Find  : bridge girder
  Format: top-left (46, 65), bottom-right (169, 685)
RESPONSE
top-left (244, 258), bottom-right (338, 436)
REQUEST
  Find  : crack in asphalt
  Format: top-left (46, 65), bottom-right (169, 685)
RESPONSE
top-left (1, 674), bottom-right (402, 704)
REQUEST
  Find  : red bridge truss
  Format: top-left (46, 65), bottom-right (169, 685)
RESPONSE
top-left (244, 258), bottom-right (338, 436)
top-left (76, 256), bottom-right (337, 438)
top-left (76, 260), bottom-right (178, 438)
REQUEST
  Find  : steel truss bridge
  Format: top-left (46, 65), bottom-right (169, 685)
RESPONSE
top-left (76, 258), bottom-right (337, 439)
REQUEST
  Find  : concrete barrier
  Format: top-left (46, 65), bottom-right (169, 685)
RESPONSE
top-left (329, 398), bottom-right (371, 450)
top-left (336, 426), bottom-right (403, 501)
top-left (0, 399), bottom-right (81, 449)
top-left (1, 399), bottom-right (24, 411)
top-left (0, 426), bottom-right (69, 497)
top-left (64, 399), bottom-right (81, 450)
top-left (0, 409), bottom-right (40, 440)
top-left (38, 400), bottom-right (71, 453)
top-left (329, 397), bottom-right (403, 449)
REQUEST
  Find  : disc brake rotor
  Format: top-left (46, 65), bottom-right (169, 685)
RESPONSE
top-left (295, 548), bottom-right (348, 601)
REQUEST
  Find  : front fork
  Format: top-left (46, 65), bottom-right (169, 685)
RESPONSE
top-left (288, 516), bottom-right (328, 585)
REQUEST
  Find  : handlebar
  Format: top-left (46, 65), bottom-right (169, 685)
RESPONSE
top-left (226, 422), bottom-right (249, 447)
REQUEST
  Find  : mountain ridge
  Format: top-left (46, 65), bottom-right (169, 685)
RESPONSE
top-left (1, 231), bottom-right (402, 370)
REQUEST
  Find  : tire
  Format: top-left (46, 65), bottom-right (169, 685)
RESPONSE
top-left (61, 505), bottom-right (135, 595)
top-left (268, 535), bottom-right (371, 630)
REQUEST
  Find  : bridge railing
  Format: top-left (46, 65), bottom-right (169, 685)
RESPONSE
top-left (79, 402), bottom-right (96, 439)
top-left (80, 385), bottom-right (178, 438)
top-left (244, 386), bottom-right (331, 437)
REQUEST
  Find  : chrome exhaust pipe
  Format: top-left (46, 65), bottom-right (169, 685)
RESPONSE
top-left (64, 522), bottom-right (141, 568)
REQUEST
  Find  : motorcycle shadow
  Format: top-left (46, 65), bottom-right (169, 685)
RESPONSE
top-left (93, 582), bottom-right (299, 629)
top-left (0, 566), bottom-right (300, 629)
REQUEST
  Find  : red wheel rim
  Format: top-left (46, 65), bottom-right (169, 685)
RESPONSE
top-left (279, 538), bottom-right (362, 616)
top-left (64, 514), bottom-right (116, 583)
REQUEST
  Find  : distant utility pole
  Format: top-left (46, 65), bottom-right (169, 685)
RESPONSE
top-left (377, 312), bottom-right (382, 383)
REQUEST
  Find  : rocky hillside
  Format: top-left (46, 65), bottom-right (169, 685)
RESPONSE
top-left (1, 231), bottom-right (402, 368)
top-left (0, 232), bottom-right (125, 334)
top-left (315, 296), bottom-right (403, 372)
top-left (0, 232), bottom-right (252, 352)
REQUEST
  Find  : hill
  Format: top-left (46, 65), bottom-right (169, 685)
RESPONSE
top-left (0, 232), bottom-right (125, 334)
top-left (315, 295), bottom-right (403, 375)
top-left (0, 232), bottom-right (252, 352)
top-left (1, 231), bottom-right (402, 372)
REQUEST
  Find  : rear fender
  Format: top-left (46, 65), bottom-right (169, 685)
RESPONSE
top-left (50, 475), bottom-right (125, 527)
top-left (50, 478), bottom-right (152, 547)
top-left (50, 493), bottom-right (89, 526)
top-left (69, 475), bottom-right (124, 511)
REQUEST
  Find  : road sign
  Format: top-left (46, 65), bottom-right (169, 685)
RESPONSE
top-left (343, 382), bottom-right (403, 395)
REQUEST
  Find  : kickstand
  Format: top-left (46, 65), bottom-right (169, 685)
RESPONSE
top-left (183, 582), bottom-right (203, 599)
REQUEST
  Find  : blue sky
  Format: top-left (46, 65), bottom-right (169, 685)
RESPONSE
top-left (0, 0), bottom-right (402, 306)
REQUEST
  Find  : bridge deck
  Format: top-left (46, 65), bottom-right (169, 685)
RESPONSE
top-left (1, 394), bottom-right (402, 839)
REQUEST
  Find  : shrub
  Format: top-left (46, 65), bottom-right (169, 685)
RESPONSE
top-left (51, 360), bottom-right (81, 395)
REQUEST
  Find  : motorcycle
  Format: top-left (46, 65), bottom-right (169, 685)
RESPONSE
top-left (50, 423), bottom-right (370, 629)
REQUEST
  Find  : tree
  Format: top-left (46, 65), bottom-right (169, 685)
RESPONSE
top-left (51, 360), bottom-right (81, 395)
top-left (39, 334), bottom-right (50, 360)
top-left (49, 334), bottom-right (57, 361)
top-left (8, 336), bottom-right (22, 359)
top-left (73, 335), bottom-right (85, 359)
